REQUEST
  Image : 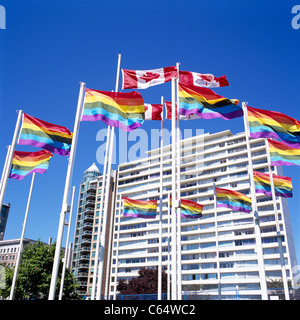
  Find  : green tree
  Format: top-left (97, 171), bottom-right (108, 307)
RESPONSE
top-left (0, 240), bottom-right (80, 300)
top-left (117, 268), bottom-right (168, 295)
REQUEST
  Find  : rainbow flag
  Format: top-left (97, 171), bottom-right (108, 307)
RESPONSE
top-left (178, 83), bottom-right (243, 120)
top-left (123, 196), bottom-right (157, 218)
top-left (82, 88), bottom-right (145, 132)
top-left (215, 187), bottom-right (252, 213)
top-left (253, 170), bottom-right (293, 198)
top-left (247, 106), bottom-right (300, 148)
top-left (180, 199), bottom-right (203, 219)
top-left (9, 150), bottom-right (53, 180)
top-left (268, 139), bottom-right (300, 167)
top-left (18, 113), bottom-right (73, 156)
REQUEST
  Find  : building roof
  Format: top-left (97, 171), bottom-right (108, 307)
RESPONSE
top-left (0, 238), bottom-right (37, 246)
top-left (84, 162), bottom-right (100, 173)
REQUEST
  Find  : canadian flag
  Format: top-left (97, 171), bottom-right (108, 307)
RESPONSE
top-left (144, 104), bottom-right (163, 121)
top-left (122, 66), bottom-right (178, 89)
top-left (164, 101), bottom-right (200, 120)
top-left (179, 71), bottom-right (229, 88)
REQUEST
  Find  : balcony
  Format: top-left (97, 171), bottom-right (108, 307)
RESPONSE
top-left (82, 213), bottom-right (94, 222)
top-left (87, 184), bottom-right (97, 192)
top-left (79, 245), bottom-right (91, 253)
top-left (78, 263), bottom-right (89, 270)
top-left (77, 272), bottom-right (89, 277)
top-left (79, 254), bottom-right (90, 261)
top-left (86, 192), bottom-right (96, 200)
top-left (76, 290), bottom-right (87, 296)
top-left (85, 200), bottom-right (95, 208)
top-left (81, 222), bottom-right (93, 229)
top-left (82, 206), bottom-right (94, 214)
top-left (80, 238), bottom-right (92, 245)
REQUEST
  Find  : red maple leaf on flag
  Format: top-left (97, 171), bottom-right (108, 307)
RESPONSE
top-left (140, 72), bottom-right (160, 83)
top-left (198, 74), bottom-right (214, 82)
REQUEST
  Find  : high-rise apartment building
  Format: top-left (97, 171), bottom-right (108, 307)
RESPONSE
top-left (86, 169), bottom-right (117, 296)
top-left (107, 129), bottom-right (297, 300)
top-left (72, 163), bottom-right (117, 297)
top-left (72, 163), bottom-right (101, 296)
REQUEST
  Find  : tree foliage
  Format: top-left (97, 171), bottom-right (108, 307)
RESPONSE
top-left (0, 240), bottom-right (80, 300)
top-left (117, 268), bottom-right (168, 295)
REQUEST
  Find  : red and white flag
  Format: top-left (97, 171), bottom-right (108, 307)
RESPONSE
top-left (144, 104), bottom-right (163, 121)
top-left (164, 101), bottom-right (200, 120)
top-left (122, 66), bottom-right (178, 89)
top-left (179, 71), bottom-right (229, 88)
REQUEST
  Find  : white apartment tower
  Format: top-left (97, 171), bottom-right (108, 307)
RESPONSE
top-left (108, 129), bottom-right (297, 300)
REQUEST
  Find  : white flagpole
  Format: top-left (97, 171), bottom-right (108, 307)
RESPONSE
top-left (91, 125), bottom-right (111, 300)
top-left (167, 191), bottom-right (171, 300)
top-left (175, 63), bottom-right (182, 300)
top-left (104, 170), bottom-right (118, 298)
top-left (96, 126), bottom-right (115, 300)
top-left (96, 53), bottom-right (121, 300)
top-left (158, 96), bottom-right (164, 300)
top-left (213, 183), bottom-right (221, 300)
top-left (59, 185), bottom-right (76, 300)
top-left (9, 172), bottom-right (36, 300)
top-left (113, 193), bottom-right (122, 300)
top-left (0, 145), bottom-right (12, 194)
top-left (265, 140), bottom-right (290, 300)
top-left (242, 102), bottom-right (268, 300)
top-left (48, 81), bottom-right (86, 300)
top-left (171, 77), bottom-right (178, 300)
top-left (0, 110), bottom-right (23, 211)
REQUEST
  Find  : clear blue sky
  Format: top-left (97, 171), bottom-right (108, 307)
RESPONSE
top-left (1, 0), bottom-right (300, 264)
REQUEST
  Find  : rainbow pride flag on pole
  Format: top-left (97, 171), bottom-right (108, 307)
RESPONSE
top-left (123, 196), bottom-right (157, 218)
top-left (9, 150), bottom-right (53, 180)
top-left (178, 83), bottom-right (243, 120)
top-left (247, 106), bottom-right (300, 148)
top-left (18, 113), bottom-right (73, 156)
top-left (215, 187), bottom-right (252, 213)
top-left (268, 139), bottom-right (300, 167)
top-left (180, 199), bottom-right (203, 219)
top-left (82, 88), bottom-right (145, 132)
top-left (253, 170), bottom-right (293, 198)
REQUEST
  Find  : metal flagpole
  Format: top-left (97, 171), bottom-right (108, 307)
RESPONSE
top-left (91, 125), bottom-right (111, 300)
top-left (242, 102), bottom-right (268, 300)
top-left (158, 96), bottom-right (164, 300)
top-left (0, 145), bottom-right (12, 194)
top-left (171, 77), bottom-right (178, 300)
top-left (104, 170), bottom-right (118, 298)
top-left (265, 139), bottom-right (290, 300)
top-left (167, 191), bottom-right (171, 300)
top-left (213, 183), bottom-right (222, 300)
top-left (96, 53), bottom-right (121, 300)
top-left (96, 126), bottom-right (115, 300)
top-left (9, 172), bottom-right (36, 300)
top-left (59, 185), bottom-right (76, 300)
top-left (48, 81), bottom-right (86, 300)
top-left (175, 63), bottom-right (182, 300)
top-left (113, 192), bottom-right (122, 300)
top-left (0, 110), bottom-right (23, 211)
